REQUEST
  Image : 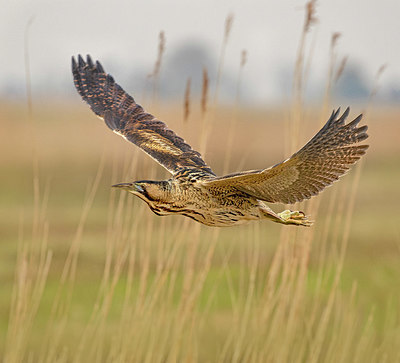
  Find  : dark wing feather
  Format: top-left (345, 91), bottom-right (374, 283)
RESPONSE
top-left (72, 54), bottom-right (214, 176)
top-left (202, 108), bottom-right (368, 204)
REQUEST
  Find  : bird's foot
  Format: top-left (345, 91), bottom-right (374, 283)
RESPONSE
top-left (278, 210), bottom-right (313, 227)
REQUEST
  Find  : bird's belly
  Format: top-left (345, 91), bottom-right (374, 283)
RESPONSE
top-left (148, 191), bottom-right (262, 227)
top-left (182, 208), bottom-right (261, 227)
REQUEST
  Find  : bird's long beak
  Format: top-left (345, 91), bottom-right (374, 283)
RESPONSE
top-left (111, 182), bottom-right (143, 193)
top-left (111, 182), bottom-right (134, 190)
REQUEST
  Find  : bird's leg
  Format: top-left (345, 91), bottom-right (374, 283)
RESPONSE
top-left (277, 209), bottom-right (313, 227)
top-left (259, 204), bottom-right (312, 227)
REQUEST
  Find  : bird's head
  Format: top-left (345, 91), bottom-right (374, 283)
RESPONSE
top-left (112, 180), bottom-right (171, 206)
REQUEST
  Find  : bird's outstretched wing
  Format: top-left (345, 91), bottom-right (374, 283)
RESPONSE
top-left (202, 108), bottom-right (368, 204)
top-left (72, 55), bottom-right (214, 176)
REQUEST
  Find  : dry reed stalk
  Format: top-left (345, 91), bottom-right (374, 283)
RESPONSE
top-left (280, 230), bottom-right (314, 357)
top-left (258, 7), bottom-right (318, 359)
top-left (201, 67), bottom-right (209, 118)
top-left (214, 13), bottom-right (234, 106)
top-left (200, 13), bottom-right (235, 158)
top-left (366, 64), bottom-right (387, 111)
top-left (321, 32), bottom-right (341, 117)
top-left (37, 156), bottom-right (105, 363)
top-left (199, 67), bottom-right (211, 156)
top-left (167, 227), bottom-right (219, 362)
top-left (200, 14), bottom-right (234, 161)
top-left (302, 26), bottom-right (318, 102)
top-left (23, 16), bottom-right (41, 246)
top-left (4, 19), bottom-right (54, 362)
top-left (305, 32), bottom-right (348, 335)
top-left (56, 154), bottom-right (104, 299)
top-left (72, 154), bottom-right (140, 361)
top-left (218, 233), bottom-right (249, 361)
top-left (99, 150), bottom-right (138, 310)
top-left (183, 77), bottom-right (191, 123)
top-left (289, 0), bottom-right (318, 155)
top-left (304, 174), bottom-right (351, 361)
top-left (320, 32), bottom-right (347, 123)
top-left (148, 31), bottom-right (166, 107)
top-left (5, 216), bottom-right (52, 363)
top-left (222, 49), bottom-right (248, 174)
top-left (24, 16), bottom-right (34, 120)
top-left (307, 62), bottom-right (386, 362)
top-left (198, 239), bottom-right (237, 340)
top-left (247, 1), bottom-right (373, 360)
top-left (5, 181), bottom-right (53, 361)
top-left (353, 309), bottom-right (376, 362)
top-left (307, 56), bottom-right (382, 362)
top-left (231, 225), bottom-right (260, 363)
top-left (305, 0), bottom-right (318, 32)
top-left (335, 56), bottom-right (348, 83)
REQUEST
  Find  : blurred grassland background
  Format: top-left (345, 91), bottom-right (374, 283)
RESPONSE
top-left (1, 1), bottom-right (400, 362)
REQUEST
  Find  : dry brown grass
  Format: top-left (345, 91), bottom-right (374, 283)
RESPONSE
top-left (1, 2), bottom-right (400, 362)
top-left (2, 99), bottom-right (400, 362)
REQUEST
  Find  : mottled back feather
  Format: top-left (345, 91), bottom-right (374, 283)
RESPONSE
top-left (72, 55), bottom-right (215, 176)
top-left (202, 108), bottom-right (369, 204)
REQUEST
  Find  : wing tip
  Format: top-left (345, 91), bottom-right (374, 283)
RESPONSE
top-left (96, 60), bottom-right (105, 73)
top-left (72, 54), bottom-right (106, 76)
top-left (71, 55), bottom-right (77, 71)
top-left (86, 54), bottom-right (94, 68)
top-left (329, 107), bottom-right (368, 138)
top-left (78, 54), bottom-right (85, 67)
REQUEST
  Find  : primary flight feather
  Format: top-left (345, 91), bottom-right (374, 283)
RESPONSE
top-left (72, 54), bottom-right (368, 227)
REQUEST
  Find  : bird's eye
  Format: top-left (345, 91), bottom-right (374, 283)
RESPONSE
top-left (135, 184), bottom-right (145, 193)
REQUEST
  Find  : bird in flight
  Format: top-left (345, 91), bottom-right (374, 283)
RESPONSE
top-left (72, 55), bottom-right (368, 227)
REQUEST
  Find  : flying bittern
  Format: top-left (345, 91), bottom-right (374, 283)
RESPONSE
top-left (72, 55), bottom-right (368, 227)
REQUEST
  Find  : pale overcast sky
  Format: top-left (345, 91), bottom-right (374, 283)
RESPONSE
top-left (1, 0), bottom-right (399, 103)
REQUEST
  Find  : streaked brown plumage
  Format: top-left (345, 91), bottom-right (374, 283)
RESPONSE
top-left (72, 54), bottom-right (369, 227)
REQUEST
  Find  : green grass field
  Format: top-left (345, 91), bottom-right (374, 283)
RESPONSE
top-left (1, 100), bottom-right (399, 361)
